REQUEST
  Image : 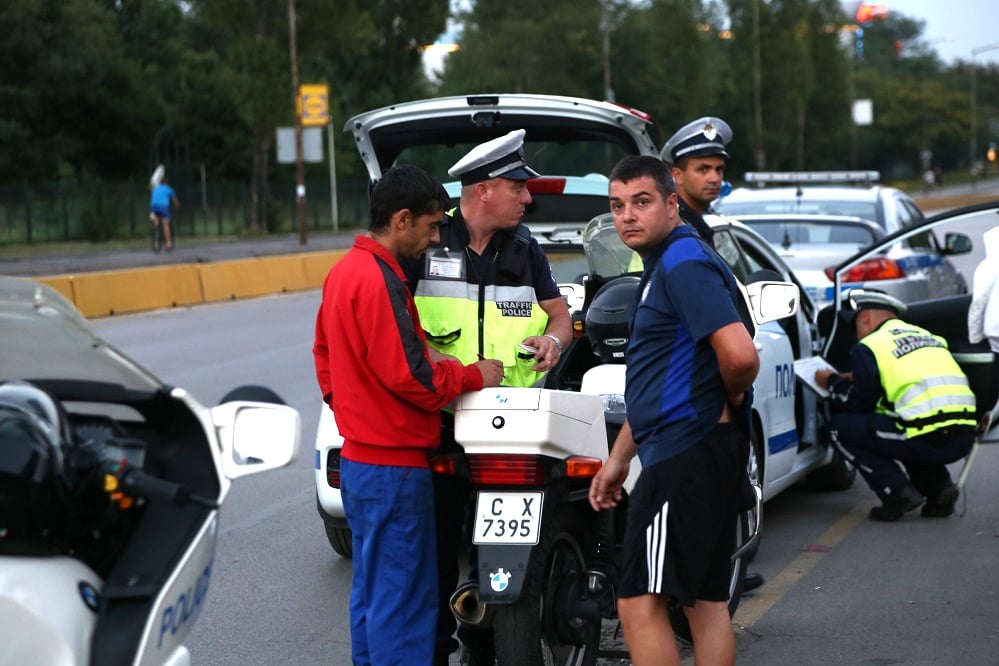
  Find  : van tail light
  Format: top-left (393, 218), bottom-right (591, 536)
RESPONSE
top-left (825, 257), bottom-right (905, 282)
top-left (325, 450), bottom-right (342, 488)
top-left (527, 178), bottom-right (566, 195)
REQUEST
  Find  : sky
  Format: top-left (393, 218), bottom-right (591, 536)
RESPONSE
top-left (873, 1), bottom-right (999, 65)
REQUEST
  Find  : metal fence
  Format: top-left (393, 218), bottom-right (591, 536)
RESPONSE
top-left (0, 176), bottom-right (371, 246)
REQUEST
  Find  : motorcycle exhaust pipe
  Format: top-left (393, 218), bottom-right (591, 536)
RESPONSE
top-left (449, 581), bottom-right (492, 626)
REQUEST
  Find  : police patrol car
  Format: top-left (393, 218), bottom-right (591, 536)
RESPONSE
top-left (715, 171), bottom-right (971, 305)
top-left (315, 94), bottom-right (855, 558)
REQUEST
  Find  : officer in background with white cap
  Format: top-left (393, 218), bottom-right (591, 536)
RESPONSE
top-left (403, 128), bottom-right (572, 666)
top-left (815, 289), bottom-right (977, 521)
top-left (662, 115), bottom-right (767, 593)
top-left (661, 116), bottom-right (733, 247)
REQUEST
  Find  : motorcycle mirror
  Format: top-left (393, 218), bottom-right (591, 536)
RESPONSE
top-left (211, 401), bottom-right (301, 479)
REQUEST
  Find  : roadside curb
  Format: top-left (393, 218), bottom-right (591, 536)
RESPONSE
top-left (35, 249), bottom-right (347, 318)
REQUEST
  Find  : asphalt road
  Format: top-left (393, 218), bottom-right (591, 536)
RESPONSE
top-left (89, 290), bottom-right (999, 665)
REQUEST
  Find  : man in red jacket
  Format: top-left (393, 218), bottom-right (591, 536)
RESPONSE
top-left (313, 164), bottom-right (504, 666)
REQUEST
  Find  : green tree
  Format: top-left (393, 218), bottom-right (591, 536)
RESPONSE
top-left (609, 0), bottom-right (727, 140)
top-left (439, 0), bottom-right (603, 98)
top-left (0, 0), bottom-right (156, 180)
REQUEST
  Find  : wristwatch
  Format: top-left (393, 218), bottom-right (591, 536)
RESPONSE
top-left (544, 334), bottom-right (563, 354)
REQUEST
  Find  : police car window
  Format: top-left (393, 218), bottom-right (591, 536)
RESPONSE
top-left (896, 198), bottom-right (935, 250)
top-left (712, 229), bottom-right (758, 282)
top-left (720, 200), bottom-right (880, 226)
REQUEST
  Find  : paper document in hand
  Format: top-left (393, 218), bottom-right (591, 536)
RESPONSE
top-left (793, 356), bottom-right (839, 398)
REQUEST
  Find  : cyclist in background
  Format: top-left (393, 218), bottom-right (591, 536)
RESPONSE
top-left (150, 175), bottom-right (180, 251)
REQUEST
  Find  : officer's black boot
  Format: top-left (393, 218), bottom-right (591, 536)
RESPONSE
top-left (869, 480), bottom-right (924, 521)
top-left (921, 482), bottom-right (959, 518)
top-left (744, 572), bottom-right (765, 592)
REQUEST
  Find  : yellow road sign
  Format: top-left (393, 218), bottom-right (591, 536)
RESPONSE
top-left (299, 84), bottom-right (329, 127)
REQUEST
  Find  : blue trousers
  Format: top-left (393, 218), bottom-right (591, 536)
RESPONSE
top-left (341, 458), bottom-right (438, 666)
top-left (829, 412), bottom-right (974, 501)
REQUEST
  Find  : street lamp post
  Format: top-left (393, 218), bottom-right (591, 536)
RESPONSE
top-left (970, 42), bottom-right (999, 171)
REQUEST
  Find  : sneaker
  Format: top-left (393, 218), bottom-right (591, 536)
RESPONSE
top-left (869, 481), bottom-right (924, 522)
top-left (921, 483), bottom-right (959, 518)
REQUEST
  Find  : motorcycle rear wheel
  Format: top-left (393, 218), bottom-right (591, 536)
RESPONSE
top-left (491, 508), bottom-right (599, 666)
top-left (667, 508), bottom-right (749, 645)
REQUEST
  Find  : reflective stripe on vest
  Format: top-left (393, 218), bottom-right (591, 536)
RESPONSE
top-left (861, 320), bottom-right (977, 437)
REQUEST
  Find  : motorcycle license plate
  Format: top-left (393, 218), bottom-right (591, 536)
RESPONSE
top-left (472, 492), bottom-right (544, 545)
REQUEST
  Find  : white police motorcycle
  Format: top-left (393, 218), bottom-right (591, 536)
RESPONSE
top-left (0, 276), bottom-right (300, 666)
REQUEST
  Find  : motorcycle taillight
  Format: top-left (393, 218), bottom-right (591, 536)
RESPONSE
top-left (467, 454), bottom-right (547, 485)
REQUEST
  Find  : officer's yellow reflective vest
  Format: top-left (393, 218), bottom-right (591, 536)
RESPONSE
top-left (414, 209), bottom-right (549, 388)
top-left (860, 319), bottom-right (977, 437)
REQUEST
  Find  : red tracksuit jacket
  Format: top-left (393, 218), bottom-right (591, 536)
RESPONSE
top-left (313, 235), bottom-right (482, 468)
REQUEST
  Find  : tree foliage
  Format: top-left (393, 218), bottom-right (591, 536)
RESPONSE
top-left (0, 0), bottom-right (996, 226)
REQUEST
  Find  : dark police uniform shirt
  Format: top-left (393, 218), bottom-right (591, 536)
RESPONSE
top-left (626, 225), bottom-right (746, 468)
top-left (827, 320), bottom-right (902, 413)
top-left (401, 210), bottom-right (559, 302)
top-left (678, 197), bottom-right (715, 247)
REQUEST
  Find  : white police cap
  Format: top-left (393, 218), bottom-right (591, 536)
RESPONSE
top-left (448, 129), bottom-right (541, 185)
top-left (839, 288), bottom-right (907, 325)
top-left (661, 117), bottom-right (733, 165)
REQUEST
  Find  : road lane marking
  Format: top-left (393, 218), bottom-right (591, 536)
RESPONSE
top-left (732, 500), bottom-right (870, 628)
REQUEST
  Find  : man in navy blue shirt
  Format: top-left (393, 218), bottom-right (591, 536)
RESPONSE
top-left (589, 155), bottom-right (759, 666)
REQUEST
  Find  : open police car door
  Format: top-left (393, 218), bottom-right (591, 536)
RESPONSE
top-left (820, 201), bottom-right (999, 437)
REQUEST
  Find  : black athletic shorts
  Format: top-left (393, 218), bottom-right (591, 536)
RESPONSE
top-left (617, 422), bottom-right (749, 607)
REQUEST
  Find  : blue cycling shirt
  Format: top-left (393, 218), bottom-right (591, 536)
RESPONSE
top-left (150, 183), bottom-right (175, 215)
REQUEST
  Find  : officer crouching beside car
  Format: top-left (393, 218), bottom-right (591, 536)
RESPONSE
top-left (815, 289), bottom-right (977, 521)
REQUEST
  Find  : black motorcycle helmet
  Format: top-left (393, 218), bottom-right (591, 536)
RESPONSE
top-left (0, 381), bottom-right (75, 554)
top-left (585, 276), bottom-right (641, 364)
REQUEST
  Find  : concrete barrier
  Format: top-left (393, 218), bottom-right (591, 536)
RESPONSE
top-left (301, 250), bottom-right (348, 287)
top-left (70, 265), bottom-right (204, 318)
top-left (32, 249), bottom-right (347, 318)
top-left (199, 254), bottom-right (312, 303)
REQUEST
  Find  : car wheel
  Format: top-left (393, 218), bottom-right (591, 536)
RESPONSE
top-left (219, 385), bottom-right (285, 405)
top-left (324, 517), bottom-right (353, 558)
top-left (743, 423), bottom-right (764, 562)
top-left (806, 449), bottom-right (856, 491)
top-left (317, 496), bottom-right (353, 558)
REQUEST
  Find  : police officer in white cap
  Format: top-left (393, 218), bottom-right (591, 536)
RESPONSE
top-left (403, 128), bottom-right (572, 666)
top-left (661, 116), bottom-right (733, 247)
top-left (663, 116), bottom-right (769, 592)
top-left (815, 289), bottom-right (977, 521)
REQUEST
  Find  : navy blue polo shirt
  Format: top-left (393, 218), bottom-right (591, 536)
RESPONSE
top-left (625, 225), bottom-right (745, 468)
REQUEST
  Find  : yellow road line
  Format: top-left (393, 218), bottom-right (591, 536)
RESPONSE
top-left (732, 500), bottom-right (870, 628)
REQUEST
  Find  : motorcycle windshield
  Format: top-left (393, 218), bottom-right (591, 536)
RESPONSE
top-left (583, 213), bottom-right (642, 279)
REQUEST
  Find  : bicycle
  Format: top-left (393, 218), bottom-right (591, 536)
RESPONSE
top-left (150, 212), bottom-right (174, 253)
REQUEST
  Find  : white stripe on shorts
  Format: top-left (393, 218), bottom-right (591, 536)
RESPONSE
top-left (645, 500), bottom-right (669, 594)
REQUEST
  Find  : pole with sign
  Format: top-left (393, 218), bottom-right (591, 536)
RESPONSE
top-left (288, 0), bottom-right (307, 244)
top-left (299, 83), bottom-right (337, 232)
